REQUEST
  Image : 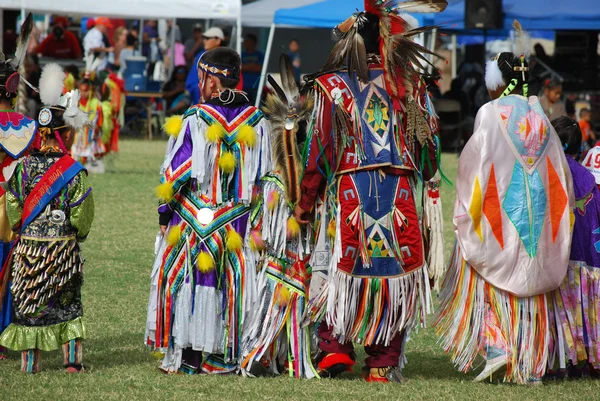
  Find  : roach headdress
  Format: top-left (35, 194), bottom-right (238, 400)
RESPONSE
top-left (324, 0), bottom-right (447, 106)
top-left (263, 54), bottom-right (314, 205)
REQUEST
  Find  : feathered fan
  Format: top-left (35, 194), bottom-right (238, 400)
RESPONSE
top-left (10, 12), bottom-right (34, 69)
top-left (263, 54), bottom-right (314, 204)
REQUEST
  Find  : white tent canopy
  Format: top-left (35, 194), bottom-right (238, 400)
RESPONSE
top-left (241, 0), bottom-right (321, 27)
top-left (1, 0), bottom-right (241, 20)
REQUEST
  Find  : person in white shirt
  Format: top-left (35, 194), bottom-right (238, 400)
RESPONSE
top-left (83, 17), bottom-right (113, 72)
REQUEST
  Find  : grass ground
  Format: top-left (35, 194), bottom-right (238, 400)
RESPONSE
top-left (0, 140), bottom-right (599, 400)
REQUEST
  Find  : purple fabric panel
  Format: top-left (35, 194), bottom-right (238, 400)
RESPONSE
top-left (211, 105), bottom-right (250, 122)
top-left (568, 156), bottom-right (600, 268)
top-left (170, 122), bottom-right (193, 170)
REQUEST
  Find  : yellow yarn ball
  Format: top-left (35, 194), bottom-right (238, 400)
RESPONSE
top-left (167, 225), bottom-right (182, 246)
top-left (327, 219), bottom-right (337, 238)
top-left (276, 286), bottom-right (291, 306)
top-left (267, 191), bottom-right (280, 211)
top-left (249, 230), bottom-right (265, 251)
top-left (206, 124), bottom-right (224, 142)
top-left (226, 230), bottom-right (243, 252)
top-left (197, 251), bottom-right (215, 273)
top-left (163, 115), bottom-right (183, 137)
top-left (155, 182), bottom-right (174, 201)
top-left (287, 216), bottom-right (301, 238)
top-left (218, 151), bottom-right (237, 174)
top-left (237, 124), bottom-right (257, 148)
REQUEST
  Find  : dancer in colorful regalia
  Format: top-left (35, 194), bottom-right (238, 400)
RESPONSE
top-left (0, 13), bottom-right (37, 360)
top-left (294, 0), bottom-right (447, 383)
top-left (145, 48), bottom-right (272, 374)
top-left (240, 54), bottom-right (317, 379)
top-left (435, 21), bottom-right (574, 384)
top-left (548, 116), bottom-right (600, 377)
top-left (0, 63), bottom-right (93, 373)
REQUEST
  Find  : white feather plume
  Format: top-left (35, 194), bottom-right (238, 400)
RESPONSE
top-left (513, 20), bottom-right (531, 58)
top-left (39, 63), bottom-right (65, 106)
top-left (485, 59), bottom-right (505, 91)
top-left (62, 90), bottom-right (89, 130)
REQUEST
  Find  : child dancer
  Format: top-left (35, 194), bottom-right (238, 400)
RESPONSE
top-left (0, 64), bottom-right (93, 373)
top-left (436, 22), bottom-right (574, 384)
top-left (549, 116), bottom-right (600, 376)
top-left (145, 48), bottom-right (272, 374)
top-left (0, 13), bottom-right (36, 359)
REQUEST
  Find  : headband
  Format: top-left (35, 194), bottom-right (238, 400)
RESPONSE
top-left (197, 59), bottom-right (239, 80)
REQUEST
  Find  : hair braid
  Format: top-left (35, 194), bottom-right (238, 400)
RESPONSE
top-left (497, 52), bottom-right (530, 97)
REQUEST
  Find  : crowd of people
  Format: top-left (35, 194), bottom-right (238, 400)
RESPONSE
top-left (14, 15), bottom-right (303, 120)
top-left (0, 1), bottom-right (600, 388)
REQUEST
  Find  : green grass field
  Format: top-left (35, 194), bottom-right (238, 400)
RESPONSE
top-left (0, 140), bottom-right (599, 400)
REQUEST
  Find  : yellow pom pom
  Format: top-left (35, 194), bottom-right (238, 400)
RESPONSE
top-left (327, 219), bottom-right (337, 238)
top-left (155, 182), bottom-right (174, 201)
top-left (206, 124), bottom-right (224, 142)
top-left (226, 230), bottom-right (243, 252)
top-left (163, 115), bottom-right (183, 137)
top-left (267, 191), bottom-right (280, 211)
top-left (218, 151), bottom-right (237, 174)
top-left (287, 216), bottom-right (301, 238)
top-left (249, 230), bottom-right (265, 251)
top-left (198, 251), bottom-right (215, 273)
top-left (167, 225), bottom-right (182, 246)
top-left (64, 73), bottom-right (75, 92)
top-left (237, 124), bottom-right (257, 148)
top-left (276, 286), bottom-right (291, 306)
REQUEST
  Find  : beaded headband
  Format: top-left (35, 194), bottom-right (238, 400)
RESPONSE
top-left (197, 59), bottom-right (239, 80)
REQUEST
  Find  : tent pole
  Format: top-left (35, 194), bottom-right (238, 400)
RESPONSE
top-left (451, 33), bottom-right (457, 79)
top-left (236, 1), bottom-right (242, 54)
top-left (169, 18), bottom-right (176, 79)
top-left (139, 19), bottom-right (144, 54)
top-left (428, 28), bottom-right (437, 74)
top-left (254, 23), bottom-right (275, 108)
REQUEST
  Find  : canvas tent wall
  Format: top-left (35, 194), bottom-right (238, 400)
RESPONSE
top-left (0, 0), bottom-right (243, 55)
top-left (430, 0), bottom-right (600, 30)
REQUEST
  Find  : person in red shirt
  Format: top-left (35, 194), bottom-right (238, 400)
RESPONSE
top-left (35, 17), bottom-right (82, 59)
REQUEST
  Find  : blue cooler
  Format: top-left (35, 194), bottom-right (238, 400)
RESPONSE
top-left (123, 57), bottom-right (148, 92)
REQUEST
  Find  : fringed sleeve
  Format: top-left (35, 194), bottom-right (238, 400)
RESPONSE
top-left (298, 85), bottom-right (334, 212)
top-left (158, 116), bottom-right (194, 211)
top-left (6, 161), bottom-right (24, 231)
top-left (69, 171), bottom-right (94, 241)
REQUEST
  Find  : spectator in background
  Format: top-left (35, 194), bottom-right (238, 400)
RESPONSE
top-left (241, 33), bottom-right (264, 103)
top-left (119, 34), bottom-right (139, 78)
top-left (24, 55), bottom-right (41, 119)
top-left (142, 20), bottom-right (159, 58)
top-left (35, 17), bottom-right (82, 59)
top-left (83, 17), bottom-right (114, 72)
top-left (184, 23), bottom-right (204, 68)
top-left (185, 27), bottom-right (224, 105)
top-left (579, 108), bottom-right (596, 152)
top-left (288, 39), bottom-right (301, 83)
top-left (539, 79), bottom-right (566, 121)
top-left (167, 20), bottom-right (182, 44)
top-left (163, 65), bottom-right (190, 116)
top-left (108, 27), bottom-right (128, 71)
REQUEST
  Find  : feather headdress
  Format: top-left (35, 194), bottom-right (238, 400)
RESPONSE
top-left (0, 12), bottom-right (33, 95)
top-left (323, 0), bottom-right (447, 107)
top-left (263, 54), bottom-right (314, 204)
top-left (38, 63), bottom-right (88, 131)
